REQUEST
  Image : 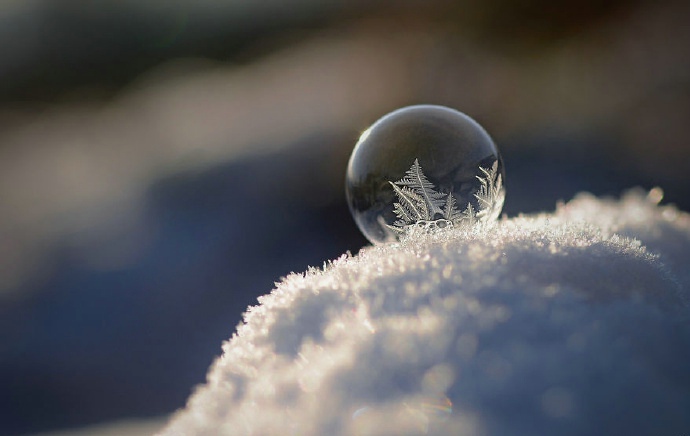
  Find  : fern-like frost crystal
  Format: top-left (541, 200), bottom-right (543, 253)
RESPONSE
top-left (386, 159), bottom-right (504, 236)
top-left (346, 105), bottom-right (505, 244)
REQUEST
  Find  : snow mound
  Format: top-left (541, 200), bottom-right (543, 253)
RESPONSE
top-left (160, 189), bottom-right (690, 436)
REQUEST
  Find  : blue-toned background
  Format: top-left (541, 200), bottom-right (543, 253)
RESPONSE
top-left (0, 1), bottom-right (688, 434)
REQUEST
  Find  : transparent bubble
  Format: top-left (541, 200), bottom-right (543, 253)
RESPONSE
top-left (346, 105), bottom-right (505, 244)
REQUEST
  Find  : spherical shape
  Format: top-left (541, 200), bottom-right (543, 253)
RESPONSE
top-left (346, 105), bottom-right (505, 244)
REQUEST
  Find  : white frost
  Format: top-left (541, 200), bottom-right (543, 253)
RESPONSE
top-left (160, 189), bottom-right (690, 436)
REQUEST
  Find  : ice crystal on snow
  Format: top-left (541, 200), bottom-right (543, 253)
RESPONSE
top-left (388, 159), bottom-right (503, 235)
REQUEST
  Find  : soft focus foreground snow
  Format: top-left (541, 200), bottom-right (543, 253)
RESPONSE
top-left (161, 189), bottom-right (690, 436)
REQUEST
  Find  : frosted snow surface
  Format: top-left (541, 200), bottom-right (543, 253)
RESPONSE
top-left (160, 189), bottom-right (690, 436)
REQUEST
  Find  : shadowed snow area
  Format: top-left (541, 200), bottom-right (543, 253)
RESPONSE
top-left (161, 190), bottom-right (690, 436)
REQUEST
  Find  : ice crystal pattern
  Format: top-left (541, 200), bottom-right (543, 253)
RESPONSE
top-left (388, 158), bottom-right (503, 234)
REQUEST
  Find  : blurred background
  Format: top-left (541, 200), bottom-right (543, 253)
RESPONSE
top-left (0, 0), bottom-right (688, 434)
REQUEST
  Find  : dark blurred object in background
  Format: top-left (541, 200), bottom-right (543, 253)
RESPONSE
top-left (1, 1), bottom-right (689, 435)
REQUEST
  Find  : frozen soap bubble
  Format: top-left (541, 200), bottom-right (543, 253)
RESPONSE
top-left (346, 105), bottom-right (505, 244)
